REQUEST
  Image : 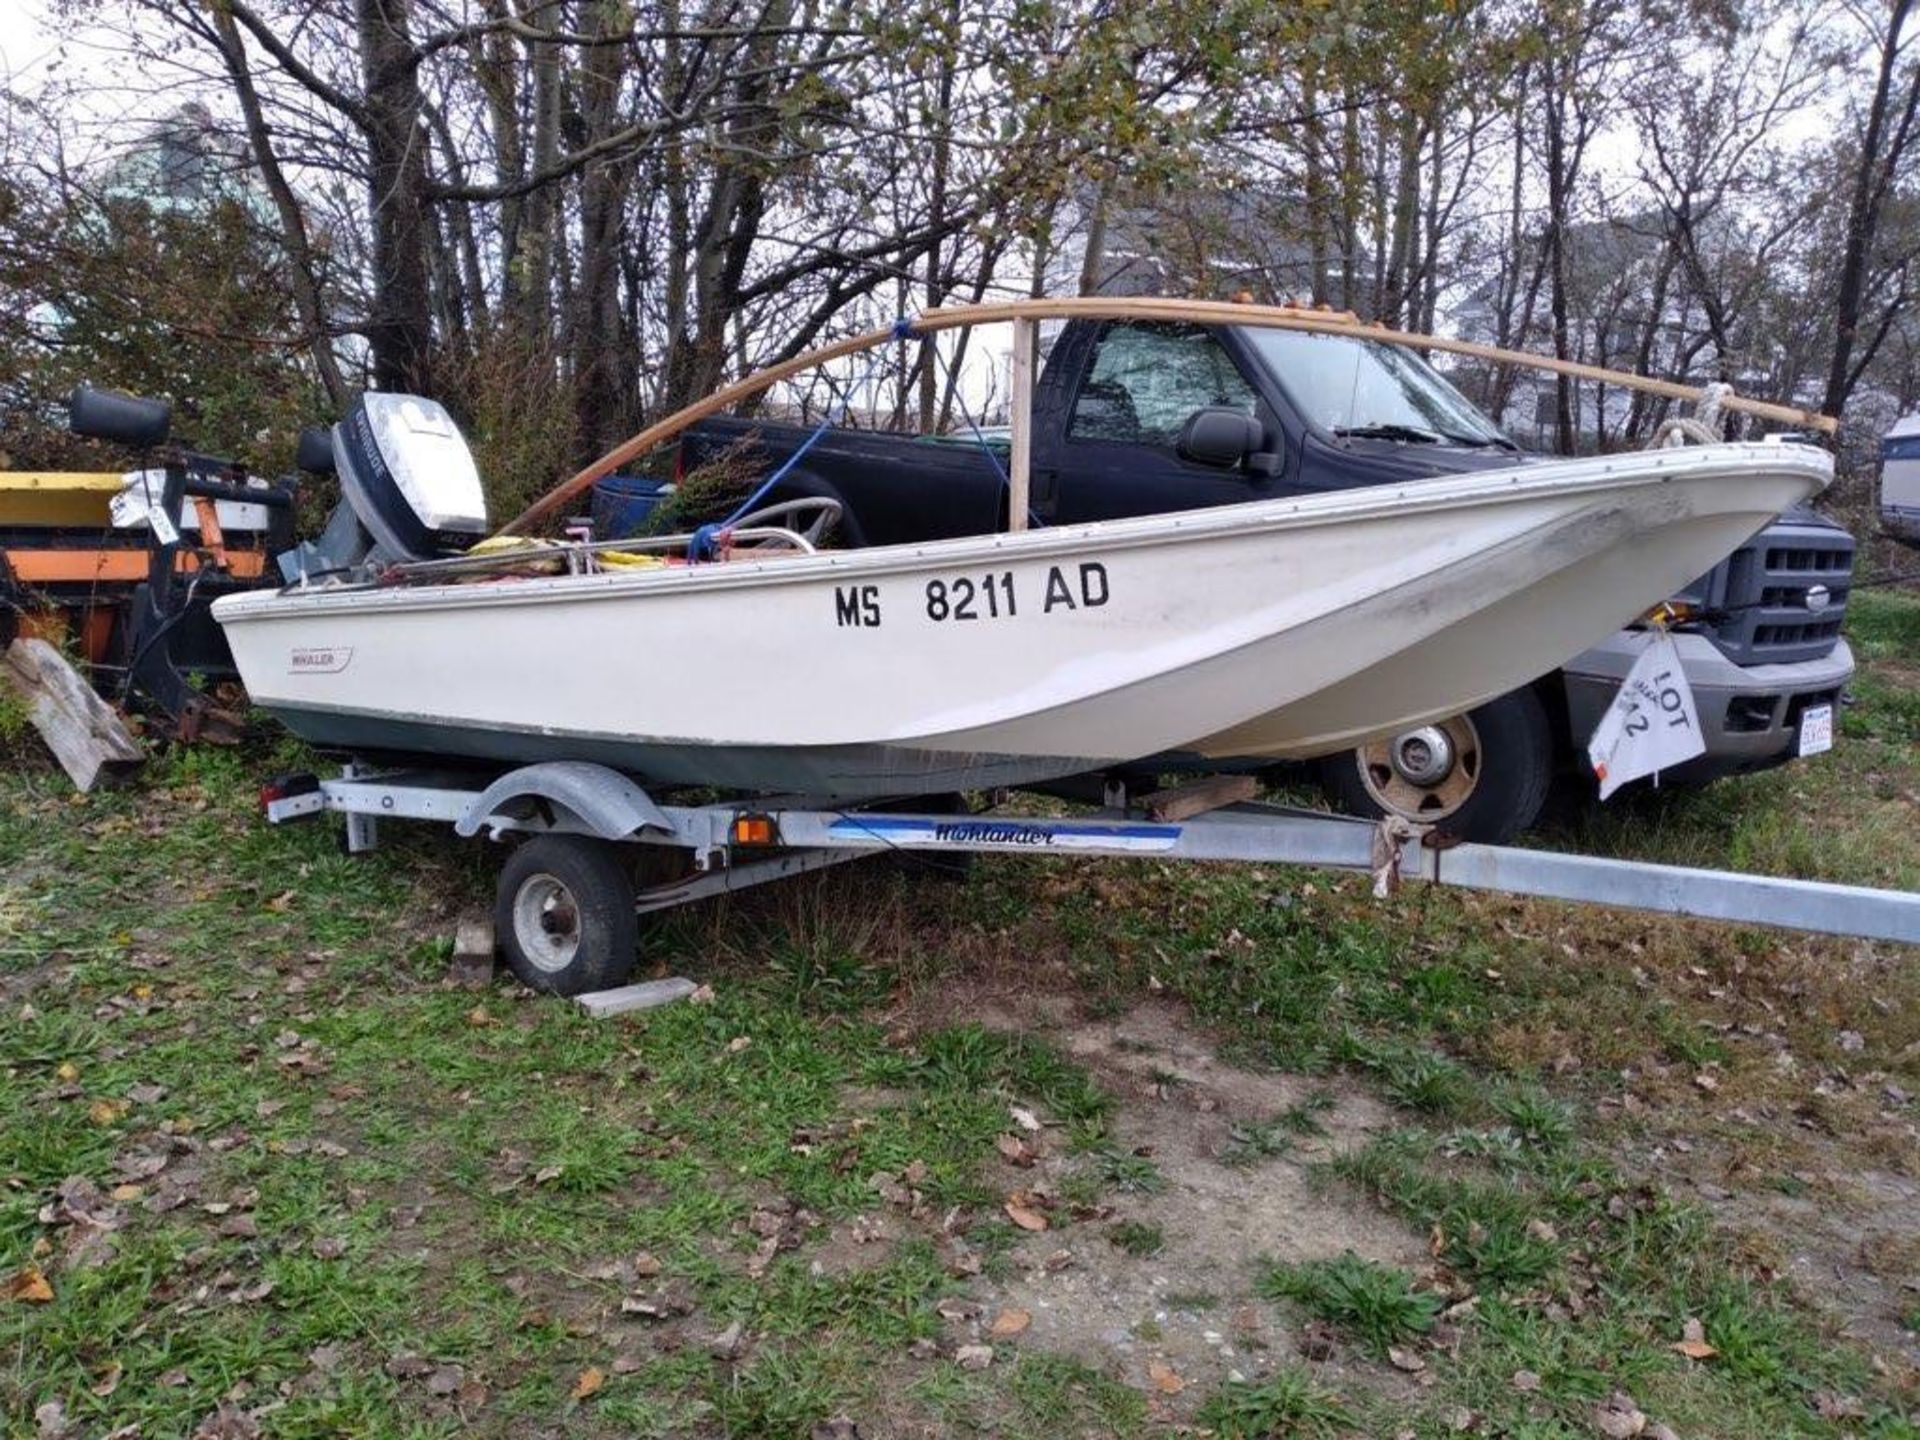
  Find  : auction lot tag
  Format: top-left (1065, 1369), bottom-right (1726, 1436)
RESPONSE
top-left (1797, 703), bottom-right (1834, 757)
top-left (148, 505), bottom-right (180, 547)
top-left (1588, 631), bottom-right (1707, 800)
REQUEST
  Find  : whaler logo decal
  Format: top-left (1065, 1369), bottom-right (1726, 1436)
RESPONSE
top-left (290, 646), bottom-right (353, 674)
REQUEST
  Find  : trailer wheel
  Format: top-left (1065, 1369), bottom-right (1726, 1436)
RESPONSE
top-left (1318, 687), bottom-right (1553, 845)
top-left (495, 836), bottom-right (637, 996)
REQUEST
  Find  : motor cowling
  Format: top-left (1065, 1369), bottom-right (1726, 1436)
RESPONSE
top-left (333, 393), bottom-right (488, 561)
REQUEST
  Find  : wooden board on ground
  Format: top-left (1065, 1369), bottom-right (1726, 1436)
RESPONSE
top-left (575, 977), bottom-right (700, 1018)
top-left (1, 638), bottom-right (145, 792)
top-left (448, 915), bottom-right (496, 988)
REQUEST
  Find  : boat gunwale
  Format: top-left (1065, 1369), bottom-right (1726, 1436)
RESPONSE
top-left (212, 442), bottom-right (1828, 624)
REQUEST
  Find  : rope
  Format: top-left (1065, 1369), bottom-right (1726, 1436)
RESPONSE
top-left (1647, 381), bottom-right (1734, 450)
top-left (925, 334), bottom-right (1044, 530)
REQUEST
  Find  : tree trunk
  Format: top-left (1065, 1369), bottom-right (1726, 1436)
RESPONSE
top-left (1820, 0), bottom-right (1918, 424)
top-left (355, 0), bottom-right (435, 393)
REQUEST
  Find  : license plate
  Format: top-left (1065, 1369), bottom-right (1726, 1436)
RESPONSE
top-left (1797, 703), bottom-right (1834, 757)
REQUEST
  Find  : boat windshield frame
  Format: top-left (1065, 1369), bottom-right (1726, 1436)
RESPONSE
top-left (1239, 328), bottom-right (1513, 449)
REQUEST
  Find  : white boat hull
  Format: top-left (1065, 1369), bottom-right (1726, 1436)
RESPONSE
top-left (213, 444), bottom-right (1829, 798)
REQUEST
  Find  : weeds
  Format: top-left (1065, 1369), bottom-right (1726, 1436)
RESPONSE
top-left (1107, 1220), bottom-right (1166, 1257)
top-left (1259, 1252), bottom-right (1441, 1353)
top-left (1196, 1369), bottom-right (1352, 1438)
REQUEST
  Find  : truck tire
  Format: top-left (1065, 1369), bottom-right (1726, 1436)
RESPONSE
top-left (494, 836), bottom-right (637, 997)
top-left (1317, 687), bottom-right (1554, 845)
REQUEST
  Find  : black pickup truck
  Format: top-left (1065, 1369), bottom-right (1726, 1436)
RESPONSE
top-left (679, 318), bottom-right (1856, 841)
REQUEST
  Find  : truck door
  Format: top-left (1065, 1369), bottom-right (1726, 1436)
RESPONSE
top-left (1046, 322), bottom-right (1285, 524)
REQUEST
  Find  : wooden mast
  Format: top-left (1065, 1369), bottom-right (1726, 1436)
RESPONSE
top-left (498, 296), bottom-right (1839, 537)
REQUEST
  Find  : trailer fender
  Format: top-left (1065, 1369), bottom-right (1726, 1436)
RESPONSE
top-left (455, 762), bottom-right (672, 841)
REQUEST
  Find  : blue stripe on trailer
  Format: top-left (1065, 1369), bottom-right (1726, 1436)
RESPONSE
top-left (826, 815), bottom-right (1181, 852)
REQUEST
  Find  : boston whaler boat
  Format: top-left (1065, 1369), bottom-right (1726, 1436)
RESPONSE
top-left (214, 299), bottom-right (1834, 801)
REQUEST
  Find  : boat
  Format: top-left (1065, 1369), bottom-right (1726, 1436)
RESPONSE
top-left (213, 367), bottom-right (1830, 797)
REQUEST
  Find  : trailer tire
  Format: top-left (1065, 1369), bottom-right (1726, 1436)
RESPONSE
top-left (495, 836), bottom-right (637, 997)
top-left (1318, 687), bottom-right (1553, 845)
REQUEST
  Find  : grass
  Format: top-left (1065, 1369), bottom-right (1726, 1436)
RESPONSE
top-left (1, 586), bottom-right (1914, 1436)
top-left (1195, 1368), bottom-right (1352, 1438)
top-left (1259, 1252), bottom-right (1442, 1353)
top-left (1107, 1220), bottom-right (1165, 1257)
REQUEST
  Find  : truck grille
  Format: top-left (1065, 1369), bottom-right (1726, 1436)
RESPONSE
top-left (1698, 522), bottom-right (1854, 666)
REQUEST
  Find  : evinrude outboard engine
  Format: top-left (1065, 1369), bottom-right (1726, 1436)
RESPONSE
top-left (279, 393), bottom-right (489, 583)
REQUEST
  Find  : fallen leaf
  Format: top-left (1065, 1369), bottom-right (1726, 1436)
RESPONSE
top-left (1008, 1105), bottom-right (1041, 1132)
top-left (190, 1403), bottom-right (261, 1439)
top-left (1812, 1391), bottom-right (1867, 1420)
top-left (466, 1007), bottom-right (497, 1028)
top-left (1669, 1315), bottom-right (1717, 1361)
top-left (90, 1362), bottom-right (122, 1397)
top-left (3, 1265), bottom-right (54, 1303)
top-left (1148, 1359), bottom-right (1185, 1394)
top-left (989, 1308), bottom-right (1031, 1337)
top-left (632, 1251), bottom-right (662, 1277)
top-left (1388, 1345), bottom-right (1427, 1373)
top-left (571, 1366), bottom-right (606, 1400)
top-left (725, 1036), bottom-right (752, 1054)
top-left (707, 1320), bottom-right (746, 1360)
top-left (955, 1343), bottom-right (993, 1371)
top-left (1511, 1369), bottom-right (1542, 1392)
top-left (1592, 1390), bottom-right (1647, 1439)
top-left (88, 1099), bottom-right (129, 1126)
top-left (995, 1134), bottom-right (1036, 1167)
top-left (383, 1351), bottom-right (432, 1379)
top-left (55, 1061), bottom-right (79, 1083)
top-left (1004, 1201), bottom-right (1048, 1232)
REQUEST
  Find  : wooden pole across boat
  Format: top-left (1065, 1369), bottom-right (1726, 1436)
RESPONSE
top-left (1006, 316), bottom-right (1036, 533)
top-left (498, 296), bottom-right (1840, 537)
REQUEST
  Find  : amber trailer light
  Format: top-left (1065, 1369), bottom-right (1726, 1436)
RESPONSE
top-left (731, 814), bottom-right (778, 846)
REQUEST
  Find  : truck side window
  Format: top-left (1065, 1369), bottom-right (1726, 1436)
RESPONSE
top-left (1068, 323), bottom-right (1258, 447)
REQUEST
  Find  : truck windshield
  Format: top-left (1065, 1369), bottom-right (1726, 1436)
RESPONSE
top-left (1245, 329), bottom-right (1511, 447)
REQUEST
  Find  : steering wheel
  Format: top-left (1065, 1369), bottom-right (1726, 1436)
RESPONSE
top-left (728, 496), bottom-right (844, 550)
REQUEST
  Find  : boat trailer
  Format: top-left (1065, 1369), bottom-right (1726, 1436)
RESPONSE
top-left (264, 760), bottom-right (1920, 998)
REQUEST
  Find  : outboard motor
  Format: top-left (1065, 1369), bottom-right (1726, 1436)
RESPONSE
top-left (279, 394), bottom-right (490, 583)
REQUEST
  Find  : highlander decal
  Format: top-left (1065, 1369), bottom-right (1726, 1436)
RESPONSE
top-left (828, 815), bottom-right (1178, 852)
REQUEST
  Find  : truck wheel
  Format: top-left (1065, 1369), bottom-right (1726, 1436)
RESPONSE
top-left (494, 836), bottom-right (637, 997)
top-left (1318, 688), bottom-right (1553, 845)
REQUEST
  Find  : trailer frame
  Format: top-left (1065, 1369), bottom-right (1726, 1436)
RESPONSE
top-left (261, 759), bottom-right (1919, 997)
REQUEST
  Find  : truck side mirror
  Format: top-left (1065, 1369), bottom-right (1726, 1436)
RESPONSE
top-left (1177, 408), bottom-right (1263, 469)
